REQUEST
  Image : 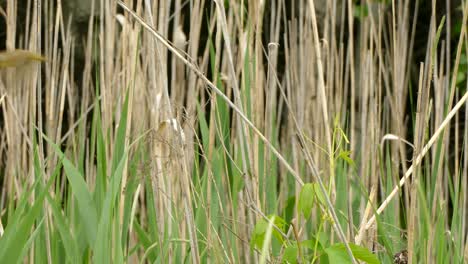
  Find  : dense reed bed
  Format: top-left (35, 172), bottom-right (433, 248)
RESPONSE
top-left (0, 0), bottom-right (467, 263)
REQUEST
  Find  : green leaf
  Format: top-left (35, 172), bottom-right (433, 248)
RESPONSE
top-left (0, 143), bottom-right (59, 262)
top-left (299, 183), bottom-right (315, 219)
top-left (251, 218), bottom-right (269, 250)
top-left (321, 243), bottom-right (380, 264)
top-left (348, 244), bottom-right (380, 264)
top-left (338, 150), bottom-right (355, 166)
top-left (251, 215), bottom-right (286, 250)
top-left (283, 196), bottom-right (296, 224)
top-left (322, 244), bottom-right (351, 264)
top-left (431, 16), bottom-right (446, 63)
top-left (44, 136), bottom-right (98, 246)
top-left (94, 90), bottom-right (130, 264)
top-left (283, 244), bottom-right (298, 264)
top-left (94, 97), bottom-right (108, 212)
top-left (456, 72), bottom-right (466, 84)
top-left (93, 151), bottom-right (128, 264)
top-left (313, 183), bottom-right (327, 207)
top-left (47, 193), bottom-right (81, 263)
top-left (353, 5), bottom-right (368, 18)
top-left (301, 238), bottom-right (325, 253)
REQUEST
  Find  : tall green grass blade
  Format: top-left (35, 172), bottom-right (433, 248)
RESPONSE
top-left (93, 151), bottom-right (128, 264)
top-left (46, 192), bottom-right (81, 263)
top-left (94, 96), bottom-right (108, 213)
top-left (0, 145), bottom-right (58, 262)
top-left (23, 217), bottom-right (46, 263)
top-left (44, 136), bottom-right (98, 246)
top-left (93, 90), bottom-right (130, 264)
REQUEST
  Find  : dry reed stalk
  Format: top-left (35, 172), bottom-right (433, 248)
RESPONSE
top-left (365, 0), bottom-right (468, 231)
top-left (366, 89), bottom-right (468, 228)
top-left (0, 0), bottom-right (466, 261)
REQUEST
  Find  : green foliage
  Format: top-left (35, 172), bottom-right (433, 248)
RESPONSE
top-left (353, 4), bottom-right (369, 19)
top-left (456, 53), bottom-right (467, 86)
top-left (0, 91), bottom-right (132, 263)
top-left (1, 1), bottom-right (467, 263)
top-left (45, 137), bottom-right (99, 246)
top-left (0, 144), bottom-right (59, 262)
top-left (251, 183), bottom-right (379, 263)
top-left (299, 183), bottom-right (315, 219)
top-left (251, 215), bottom-right (286, 251)
top-left (321, 243), bottom-right (380, 264)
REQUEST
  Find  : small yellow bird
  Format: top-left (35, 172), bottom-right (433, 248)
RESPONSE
top-left (0, 49), bottom-right (47, 68)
